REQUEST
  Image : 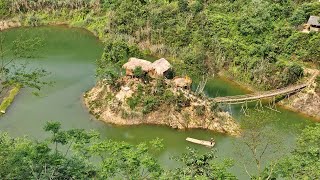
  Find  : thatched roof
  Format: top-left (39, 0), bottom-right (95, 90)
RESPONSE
top-left (150, 58), bottom-right (171, 75)
top-left (307, 16), bottom-right (320, 26)
top-left (122, 57), bottom-right (152, 72)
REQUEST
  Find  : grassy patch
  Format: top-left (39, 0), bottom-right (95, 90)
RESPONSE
top-left (0, 85), bottom-right (21, 114)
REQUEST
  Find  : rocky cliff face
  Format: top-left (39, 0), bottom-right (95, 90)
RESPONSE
top-left (279, 68), bottom-right (320, 119)
top-left (83, 78), bottom-right (240, 136)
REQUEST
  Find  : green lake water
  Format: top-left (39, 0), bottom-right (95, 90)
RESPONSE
top-left (0, 26), bottom-right (315, 179)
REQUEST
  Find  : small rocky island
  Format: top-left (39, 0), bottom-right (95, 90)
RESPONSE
top-left (84, 57), bottom-right (239, 136)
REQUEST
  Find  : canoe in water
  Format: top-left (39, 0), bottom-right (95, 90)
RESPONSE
top-left (186, 137), bottom-right (215, 147)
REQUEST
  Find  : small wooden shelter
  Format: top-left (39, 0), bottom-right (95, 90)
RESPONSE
top-left (306, 16), bottom-right (320, 32)
top-left (122, 57), bottom-right (152, 76)
top-left (173, 76), bottom-right (192, 89)
top-left (149, 58), bottom-right (172, 78)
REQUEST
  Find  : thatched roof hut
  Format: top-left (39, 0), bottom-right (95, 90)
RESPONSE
top-left (307, 16), bottom-right (320, 27)
top-left (123, 57), bottom-right (152, 76)
top-left (149, 58), bottom-right (172, 78)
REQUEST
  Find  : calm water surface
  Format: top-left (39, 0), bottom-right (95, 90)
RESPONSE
top-left (0, 27), bottom-right (315, 179)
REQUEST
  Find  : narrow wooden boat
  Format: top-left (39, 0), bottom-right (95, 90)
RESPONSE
top-left (186, 137), bottom-right (215, 147)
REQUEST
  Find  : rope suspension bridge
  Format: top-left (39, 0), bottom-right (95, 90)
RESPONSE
top-left (212, 83), bottom-right (308, 104)
top-left (209, 69), bottom-right (319, 111)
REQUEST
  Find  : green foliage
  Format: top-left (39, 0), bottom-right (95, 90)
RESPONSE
top-left (167, 147), bottom-right (236, 179)
top-left (2, 1), bottom-right (320, 178)
top-left (0, 34), bottom-right (50, 97)
top-left (305, 33), bottom-right (320, 63)
top-left (99, 39), bottom-right (141, 68)
top-left (289, 9), bottom-right (308, 26)
top-left (101, 0), bottom-right (120, 10)
top-left (110, 0), bottom-right (147, 34)
top-left (27, 15), bottom-right (41, 27)
top-left (190, 0), bottom-right (204, 13)
top-left (4, 64), bottom-right (50, 91)
top-left (1, 121), bottom-right (238, 179)
top-left (163, 89), bottom-right (175, 103)
top-left (283, 64), bottom-right (304, 85)
top-left (7, 0), bottom-right (320, 89)
top-left (126, 80), bottom-right (191, 115)
top-left (235, 110), bottom-right (283, 179)
top-left (195, 105), bottom-right (205, 116)
top-left (178, 0), bottom-right (189, 12)
top-left (88, 140), bottom-right (163, 179)
top-left (96, 39), bottom-right (142, 86)
top-left (97, 67), bottom-right (120, 87)
top-left (154, 78), bottom-right (166, 95)
top-left (44, 121), bottom-right (61, 134)
top-left (294, 3), bottom-right (320, 23)
top-left (175, 91), bottom-right (190, 111)
top-left (127, 95), bottom-right (140, 110)
top-left (181, 48), bottom-right (209, 76)
top-left (0, 0), bottom-right (9, 17)
top-left (274, 124), bottom-right (320, 179)
top-left (133, 66), bottom-right (145, 78)
top-left (142, 96), bottom-right (159, 114)
top-left (12, 35), bottom-right (44, 58)
top-left (0, 122), bottom-right (98, 179)
top-left (5, 122), bottom-right (319, 179)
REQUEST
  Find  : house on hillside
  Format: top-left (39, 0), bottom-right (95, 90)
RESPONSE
top-left (303, 16), bottom-right (320, 32)
top-left (122, 57), bottom-right (152, 76)
top-left (148, 58), bottom-right (173, 78)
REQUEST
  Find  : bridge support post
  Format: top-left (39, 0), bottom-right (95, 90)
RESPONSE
top-left (266, 97), bottom-right (280, 113)
top-left (255, 99), bottom-right (263, 111)
top-left (240, 101), bottom-right (249, 116)
top-left (228, 104), bottom-right (232, 116)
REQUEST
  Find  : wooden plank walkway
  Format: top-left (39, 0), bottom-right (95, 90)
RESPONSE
top-left (211, 70), bottom-right (319, 104)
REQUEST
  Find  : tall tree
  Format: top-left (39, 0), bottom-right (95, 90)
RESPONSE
top-left (234, 110), bottom-right (284, 180)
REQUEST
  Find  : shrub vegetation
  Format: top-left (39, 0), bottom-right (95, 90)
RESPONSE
top-left (2, 0), bottom-right (319, 89)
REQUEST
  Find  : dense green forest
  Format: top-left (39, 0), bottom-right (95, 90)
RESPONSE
top-left (1, 0), bottom-right (319, 89)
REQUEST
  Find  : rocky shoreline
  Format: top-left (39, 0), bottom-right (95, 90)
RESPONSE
top-left (0, 19), bottom-right (21, 31)
top-left (83, 79), bottom-right (240, 136)
top-left (279, 80), bottom-right (320, 120)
